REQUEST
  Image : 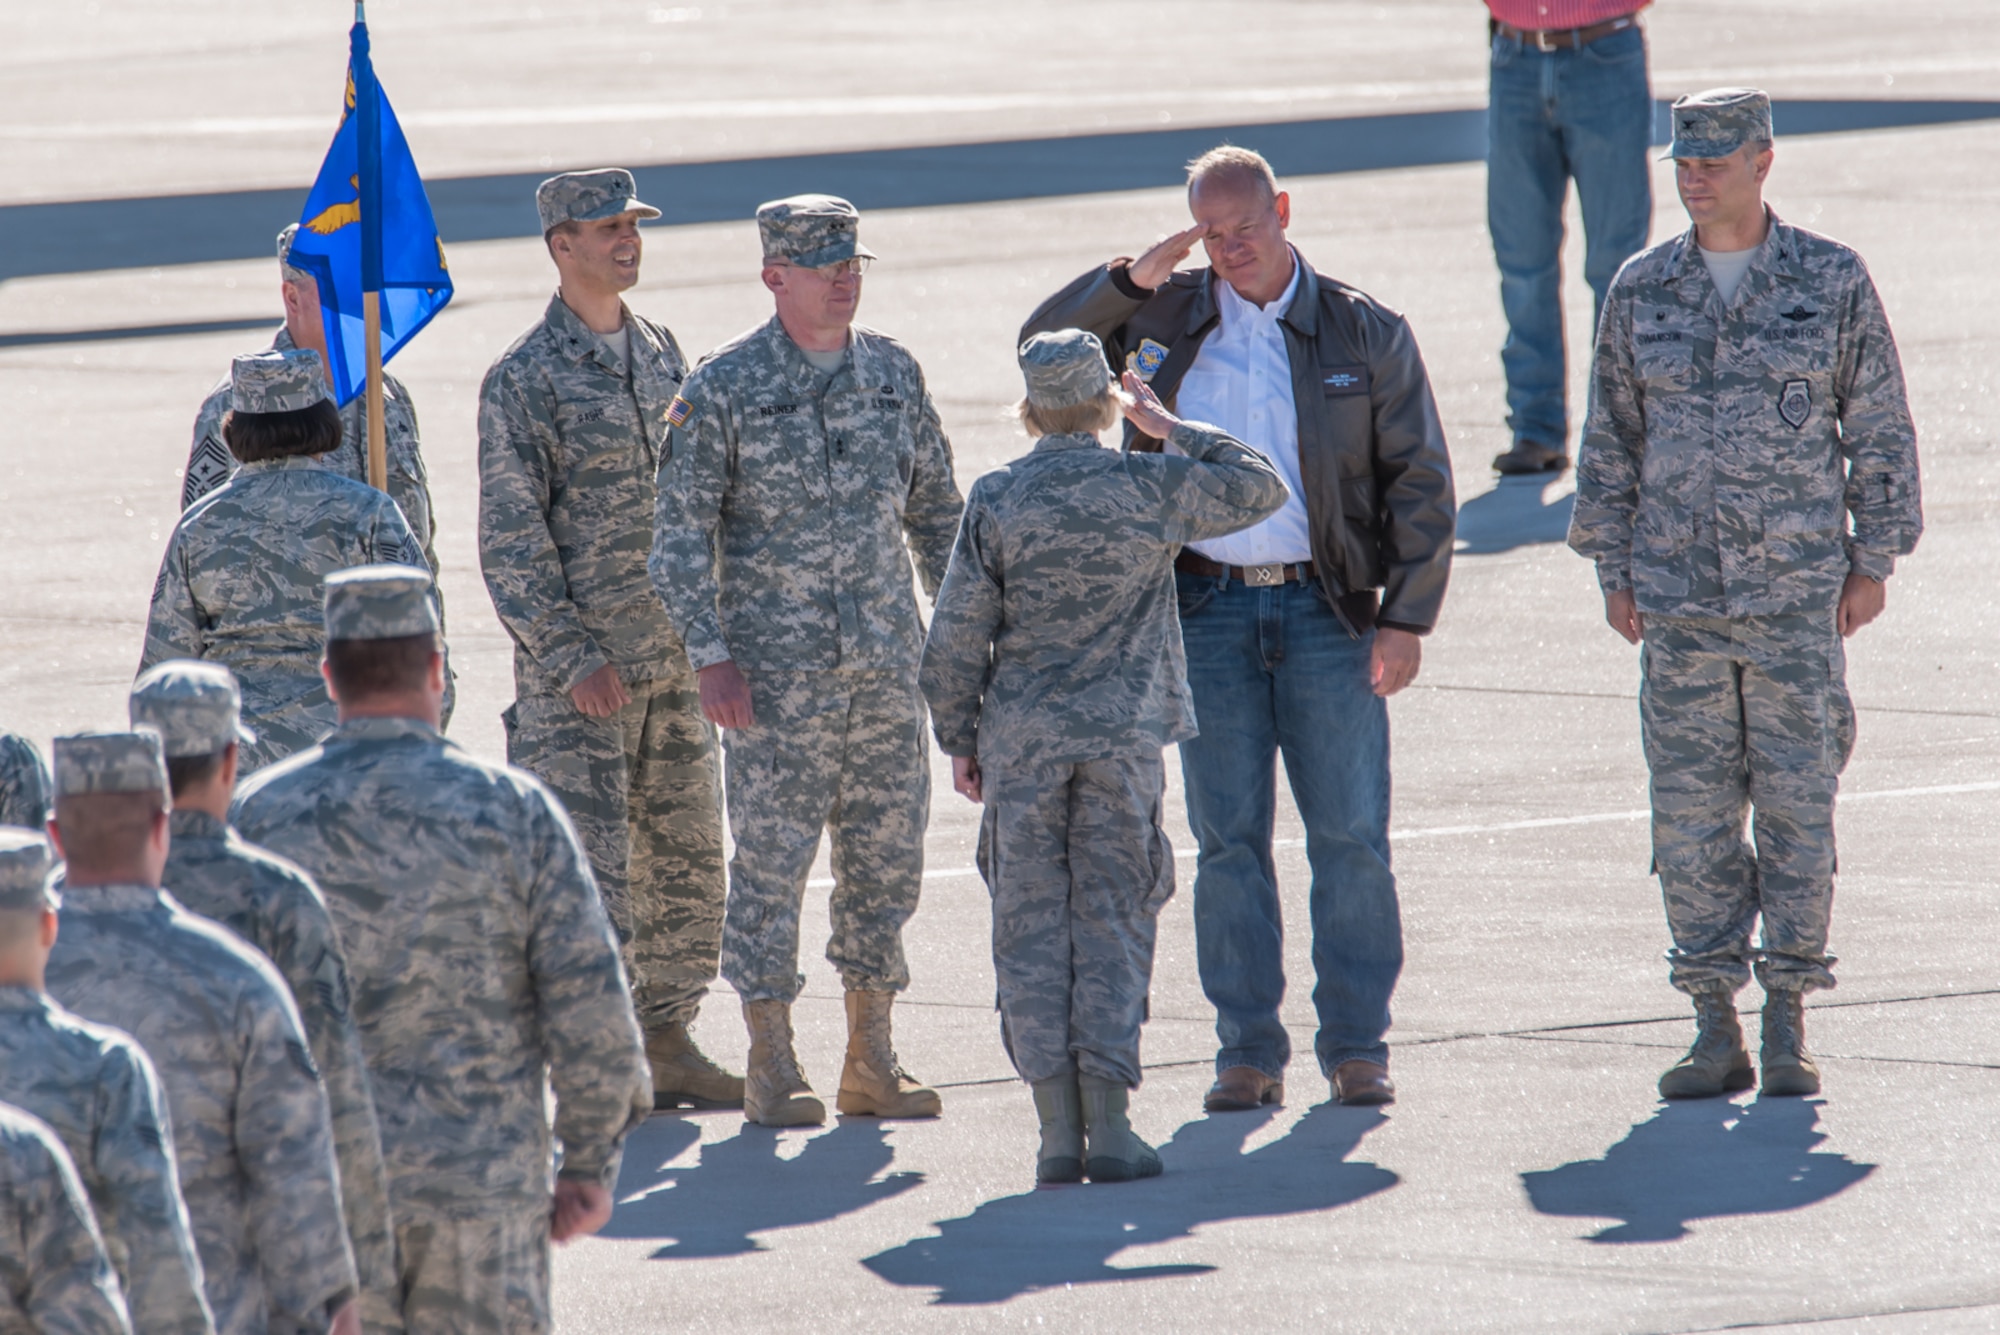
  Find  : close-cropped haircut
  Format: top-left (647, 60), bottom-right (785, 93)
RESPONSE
top-left (544, 219), bottom-right (582, 257)
top-left (221, 400), bottom-right (343, 464)
top-left (165, 751), bottom-right (228, 800)
top-left (1186, 145), bottom-right (1280, 206)
top-left (1012, 385), bottom-right (1129, 439)
top-left (53, 791), bottom-right (165, 867)
top-left (324, 631), bottom-right (441, 700)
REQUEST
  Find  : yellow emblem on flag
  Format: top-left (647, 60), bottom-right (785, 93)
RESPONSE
top-left (666, 395), bottom-right (694, 428)
top-left (304, 176), bottom-right (362, 236)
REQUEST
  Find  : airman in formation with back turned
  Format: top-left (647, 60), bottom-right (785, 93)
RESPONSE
top-left (0, 1099), bottom-right (133, 1335)
top-left (1570, 88), bottom-right (1922, 1100)
top-left (41, 730), bottom-right (360, 1335)
top-left (650, 194), bottom-right (964, 1127)
top-left (130, 662), bottom-right (403, 1334)
top-left (0, 736), bottom-right (50, 832)
top-left (144, 348), bottom-right (431, 772)
top-left (922, 332), bottom-right (1289, 1185)
top-left (477, 168), bottom-right (736, 1114)
top-left (232, 565), bottom-right (651, 1335)
top-left (0, 829), bottom-right (212, 1335)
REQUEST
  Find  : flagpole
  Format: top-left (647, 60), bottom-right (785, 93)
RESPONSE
top-left (357, 0), bottom-right (388, 493)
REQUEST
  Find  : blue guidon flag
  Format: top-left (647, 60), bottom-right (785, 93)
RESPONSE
top-left (286, 9), bottom-right (452, 407)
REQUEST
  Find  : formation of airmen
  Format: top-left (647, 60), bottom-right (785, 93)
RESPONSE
top-left (0, 83), bottom-right (1924, 1330)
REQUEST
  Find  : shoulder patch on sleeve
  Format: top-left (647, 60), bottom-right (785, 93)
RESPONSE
top-left (666, 395), bottom-right (694, 428)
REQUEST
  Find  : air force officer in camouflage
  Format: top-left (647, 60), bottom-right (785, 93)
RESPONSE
top-left (650, 195), bottom-right (964, 1127)
top-left (232, 566), bottom-right (651, 1334)
top-left (43, 731), bottom-right (360, 1335)
top-left (0, 1100), bottom-right (134, 1335)
top-left (477, 168), bottom-right (736, 1112)
top-left (1569, 89), bottom-right (1923, 1101)
top-left (922, 332), bottom-right (1287, 1186)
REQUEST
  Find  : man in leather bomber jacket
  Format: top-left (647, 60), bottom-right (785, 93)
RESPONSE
top-left (1020, 146), bottom-right (1455, 1110)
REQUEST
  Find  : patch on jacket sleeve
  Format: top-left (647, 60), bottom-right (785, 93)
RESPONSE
top-left (666, 395), bottom-right (694, 428)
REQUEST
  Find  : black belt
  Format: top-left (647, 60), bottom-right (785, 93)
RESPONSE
top-left (1175, 551), bottom-right (1316, 587)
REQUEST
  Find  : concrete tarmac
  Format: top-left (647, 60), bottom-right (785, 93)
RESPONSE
top-left (2, 3), bottom-right (1997, 1331)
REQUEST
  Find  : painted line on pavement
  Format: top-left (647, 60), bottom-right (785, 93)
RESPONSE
top-left (802, 777), bottom-right (2000, 889)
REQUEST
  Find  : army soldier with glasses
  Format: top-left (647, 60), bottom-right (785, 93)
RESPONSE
top-left (1569, 89), bottom-right (1923, 1100)
top-left (651, 195), bottom-right (964, 1128)
top-left (478, 169), bottom-right (737, 1112)
top-left (0, 829), bottom-right (212, 1334)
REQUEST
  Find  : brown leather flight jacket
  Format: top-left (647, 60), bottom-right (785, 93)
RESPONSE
top-left (1022, 257), bottom-right (1456, 634)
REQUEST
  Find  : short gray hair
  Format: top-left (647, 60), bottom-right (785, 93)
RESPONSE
top-left (1186, 145), bottom-right (1279, 205)
top-left (1012, 384), bottom-right (1130, 438)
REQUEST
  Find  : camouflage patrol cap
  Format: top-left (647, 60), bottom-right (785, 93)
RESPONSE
top-left (536, 168), bottom-right (662, 235)
top-left (324, 564), bottom-right (440, 642)
top-left (756, 195), bottom-right (877, 269)
top-left (0, 829), bottom-right (54, 912)
top-left (1019, 329), bottom-right (1113, 410)
top-left (1666, 88), bottom-right (1774, 160)
top-left (231, 349), bottom-right (330, 414)
top-left (277, 223), bottom-right (311, 284)
top-left (129, 661), bottom-right (257, 759)
top-left (52, 730), bottom-right (169, 799)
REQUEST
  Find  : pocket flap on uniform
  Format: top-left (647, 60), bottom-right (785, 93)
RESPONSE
top-left (1321, 365), bottom-right (1370, 396)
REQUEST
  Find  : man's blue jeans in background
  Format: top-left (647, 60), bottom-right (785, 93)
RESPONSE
top-left (1487, 21), bottom-right (1653, 452)
top-left (1176, 574), bottom-right (1401, 1078)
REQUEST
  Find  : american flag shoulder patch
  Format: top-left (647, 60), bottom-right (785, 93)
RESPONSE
top-left (666, 395), bottom-right (694, 428)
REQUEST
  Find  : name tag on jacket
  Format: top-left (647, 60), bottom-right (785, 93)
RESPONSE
top-left (1322, 365), bottom-right (1370, 395)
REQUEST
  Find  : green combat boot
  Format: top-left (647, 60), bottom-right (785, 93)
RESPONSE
top-left (1079, 1073), bottom-right (1163, 1183)
top-left (1030, 1075), bottom-right (1084, 1185)
top-left (646, 1022), bottom-right (744, 1111)
top-left (740, 1000), bottom-right (826, 1127)
top-left (1658, 990), bottom-right (1755, 1099)
top-left (1760, 989), bottom-right (1822, 1096)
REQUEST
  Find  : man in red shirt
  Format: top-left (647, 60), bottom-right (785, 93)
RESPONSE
top-left (1485, 0), bottom-right (1654, 475)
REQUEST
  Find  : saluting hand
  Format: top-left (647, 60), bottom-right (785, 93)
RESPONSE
top-left (1126, 223), bottom-right (1206, 291)
top-left (1119, 371), bottom-right (1181, 440)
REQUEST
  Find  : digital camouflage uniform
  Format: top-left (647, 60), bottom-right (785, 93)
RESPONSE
top-left (0, 991), bottom-right (212, 1335)
top-left (130, 659), bottom-right (401, 1332)
top-left (1570, 172), bottom-right (1921, 998)
top-left (0, 1100), bottom-right (132, 1335)
top-left (43, 731), bottom-right (358, 1335)
top-left (0, 737), bottom-right (49, 831)
top-left (232, 566), bottom-right (650, 1335)
top-left (650, 303), bottom-right (963, 1004)
top-left (0, 830), bottom-right (205, 1334)
top-left (183, 326), bottom-right (438, 583)
top-left (478, 291), bottom-right (723, 1028)
top-left (920, 335), bottom-right (1288, 1087)
top-left (144, 351), bottom-right (429, 773)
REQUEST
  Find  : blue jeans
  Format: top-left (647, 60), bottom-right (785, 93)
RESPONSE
top-left (1175, 574), bottom-right (1401, 1078)
top-left (1487, 22), bottom-right (1653, 451)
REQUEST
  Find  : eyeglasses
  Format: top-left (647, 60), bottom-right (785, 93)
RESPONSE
top-left (780, 256), bottom-right (872, 279)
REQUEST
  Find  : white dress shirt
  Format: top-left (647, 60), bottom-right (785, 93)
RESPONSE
top-left (1172, 253), bottom-right (1311, 566)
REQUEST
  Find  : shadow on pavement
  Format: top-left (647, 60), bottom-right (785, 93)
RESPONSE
top-left (1455, 475), bottom-right (1576, 555)
top-left (1520, 1096), bottom-right (1874, 1243)
top-left (862, 1102), bottom-right (1396, 1305)
top-left (2, 99), bottom-right (1995, 288)
top-left (602, 1114), bottom-right (924, 1258)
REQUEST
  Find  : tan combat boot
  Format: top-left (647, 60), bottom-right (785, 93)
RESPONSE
top-left (835, 990), bottom-right (942, 1118)
top-left (740, 999), bottom-right (825, 1127)
top-left (1760, 989), bottom-right (1822, 1096)
top-left (1658, 989), bottom-right (1755, 1099)
top-left (1030, 1075), bottom-right (1084, 1185)
top-left (645, 1022), bottom-right (744, 1111)
top-left (1078, 1073), bottom-right (1162, 1184)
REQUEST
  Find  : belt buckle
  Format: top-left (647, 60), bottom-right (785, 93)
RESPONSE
top-left (1533, 28), bottom-right (1557, 51)
top-left (1242, 563), bottom-right (1286, 587)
